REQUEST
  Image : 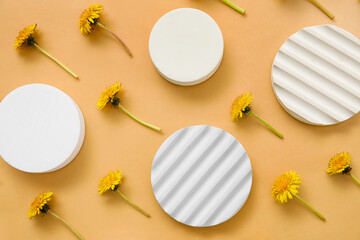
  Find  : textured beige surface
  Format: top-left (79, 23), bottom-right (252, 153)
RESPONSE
top-left (0, 0), bottom-right (360, 239)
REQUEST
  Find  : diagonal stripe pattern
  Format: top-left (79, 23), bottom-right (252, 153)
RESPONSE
top-left (272, 25), bottom-right (360, 125)
top-left (151, 125), bottom-right (252, 227)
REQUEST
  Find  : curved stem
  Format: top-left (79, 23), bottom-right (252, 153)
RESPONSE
top-left (116, 190), bottom-right (150, 217)
top-left (117, 104), bottom-right (162, 132)
top-left (308, 0), bottom-right (334, 19)
top-left (33, 43), bottom-right (78, 79)
top-left (221, 0), bottom-right (246, 14)
top-left (350, 173), bottom-right (360, 186)
top-left (96, 22), bottom-right (133, 57)
top-left (249, 111), bottom-right (283, 138)
top-left (48, 210), bottom-right (84, 240)
top-left (294, 195), bottom-right (326, 221)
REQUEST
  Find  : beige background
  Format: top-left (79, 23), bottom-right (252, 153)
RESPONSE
top-left (1, 0), bottom-right (360, 239)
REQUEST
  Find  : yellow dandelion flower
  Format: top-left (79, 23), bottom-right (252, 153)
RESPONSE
top-left (327, 152), bottom-right (351, 175)
top-left (14, 24), bottom-right (37, 50)
top-left (98, 170), bottom-right (150, 217)
top-left (14, 24), bottom-right (78, 79)
top-left (272, 171), bottom-right (301, 204)
top-left (231, 93), bottom-right (253, 121)
top-left (327, 152), bottom-right (360, 187)
top-left (98, 170), bottom-right (123, 195)
top-left (28, 191), bottom-right (53, 219)
top-left (271, 171), bottom-right (325, 221)
top-left (28, 191), bottom-right (84, 239)
top-left (79, 4), bottom-right (104, 35)
top-left (97, 83), bottom-right (161, 132)
top-left (79, 4), bottom-right (133, 57)
top-left (231, 93), bottom-right (283, 138)
top-left (96, 82), bottom-right (122, 109)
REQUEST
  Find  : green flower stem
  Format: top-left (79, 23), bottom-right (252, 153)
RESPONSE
top-left (48, 210), bottom-right (84, 240)
top-left (96, 22), bottom-right (133, 57)
top-left (249, 111), bottom-right (283, 138)
top-left (308, 0), bottom-right (334, 19)
top-left (350, 173), bottom-right (360, 186)
top-left (294, 195), bottom-right (326, 221)
top-left (221, 0), bottom-right (246, 15)
top-left (116, 189), bottom-right (151, 217)
top-left (117, 104), bottom-right (162, 132)
top-left (33, 43), bottom-right (78, 79)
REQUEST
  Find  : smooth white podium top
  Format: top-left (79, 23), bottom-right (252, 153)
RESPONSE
top-left (149, 8), bottom-right (224, 86)
top-left (151, 125), bottom-right (252, 227)
top-left (272, 25), bottom-right (360, 125)
top-left (0, 84), bottom-right (85, 173)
